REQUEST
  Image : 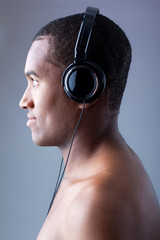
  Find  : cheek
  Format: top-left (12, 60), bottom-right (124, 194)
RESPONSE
top-left (33, 79), bottom-right (79, 141)
top-left (36, 85), bottom-right (69, 127)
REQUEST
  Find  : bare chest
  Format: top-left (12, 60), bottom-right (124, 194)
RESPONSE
top-left (36, 181), bottom-right (82, 240)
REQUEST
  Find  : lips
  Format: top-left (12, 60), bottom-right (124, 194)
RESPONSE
top-left (27, 114), bottom-right (37, 127)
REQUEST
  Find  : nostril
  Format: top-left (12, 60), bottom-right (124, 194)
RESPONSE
top-left (19, 87), bottom-right (34, 109)
top-left (19, 98), bottom-right (34, 109)
top-left (19, 98), bottom-right (27, 109)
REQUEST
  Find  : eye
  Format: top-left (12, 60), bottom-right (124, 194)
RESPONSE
top-left (31, 78), bottom-right (39, 87)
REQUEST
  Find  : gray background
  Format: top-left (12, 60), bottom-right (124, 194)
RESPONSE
top-left (0, 0), bottom-right (160, 239)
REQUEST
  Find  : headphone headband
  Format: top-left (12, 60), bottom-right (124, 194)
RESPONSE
top-left (74, 7), bottom-right (99, 63)
top-left (62, 6), bottom-right (106, 103)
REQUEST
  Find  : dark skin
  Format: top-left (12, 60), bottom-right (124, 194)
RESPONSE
top-left (20, 38), bottom-right (160, 240)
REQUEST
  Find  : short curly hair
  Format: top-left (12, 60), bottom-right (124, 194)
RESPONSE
top-left (33, 13), bottom-right (132, 112)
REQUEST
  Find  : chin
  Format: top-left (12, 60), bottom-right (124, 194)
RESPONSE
top-left (31, 130), bottom-right (69, 148)
top-left (32, 134), bottom-right (51, 147)
top-left (32, 138), bottom-right (55, 147)
top-left (32, 133), bottom-right (61, 147)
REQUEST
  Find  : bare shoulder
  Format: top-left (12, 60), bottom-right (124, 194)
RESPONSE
top-left (66, 177), bottom-right (123, 239)
top-left (66, 174), bottom-right (160, 240)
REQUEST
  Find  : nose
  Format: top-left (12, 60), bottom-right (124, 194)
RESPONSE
top-left (19, 87), bottom-right (34, 109)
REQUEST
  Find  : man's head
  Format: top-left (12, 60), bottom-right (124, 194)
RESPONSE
top-left (33, 12), bottom-right (132, 112)
top-left (19, 10), bottom-right (131, 148)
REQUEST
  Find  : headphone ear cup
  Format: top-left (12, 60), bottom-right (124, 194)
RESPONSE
top-left (62, 61), bottom-right (106, 103)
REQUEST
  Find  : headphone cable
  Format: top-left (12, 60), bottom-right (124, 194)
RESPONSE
top-left (47, 102), bottom-right (85, 214)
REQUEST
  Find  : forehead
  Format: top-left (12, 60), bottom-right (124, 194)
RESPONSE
top-left (25, 38), bottom-right (50, 72)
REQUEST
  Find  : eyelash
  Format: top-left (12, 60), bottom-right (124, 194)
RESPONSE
top-left (31, 78), bottom-right (39, 87)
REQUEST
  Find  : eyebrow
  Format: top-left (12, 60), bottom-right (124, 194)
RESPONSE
top-left (25, 70), bottom-right (40, 78)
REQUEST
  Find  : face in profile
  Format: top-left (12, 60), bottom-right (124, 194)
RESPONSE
top-left (19, 37), bottom-right (80, 148)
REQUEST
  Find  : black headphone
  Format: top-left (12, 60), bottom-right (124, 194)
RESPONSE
top-left (62, 6), bottom-right (106, 103)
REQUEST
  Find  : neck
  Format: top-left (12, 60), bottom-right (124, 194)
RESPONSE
top-left (59, 108), bottom-right (122, 180)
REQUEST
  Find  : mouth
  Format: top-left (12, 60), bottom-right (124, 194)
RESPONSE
top-left (27, 114), bottom-right (37, 127)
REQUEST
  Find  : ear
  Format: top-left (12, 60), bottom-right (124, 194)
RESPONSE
top-left (78, 98), bottom-right (99, 110)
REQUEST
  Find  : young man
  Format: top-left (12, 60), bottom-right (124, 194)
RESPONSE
top-left (19, 7), bottom-right (160, 240)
